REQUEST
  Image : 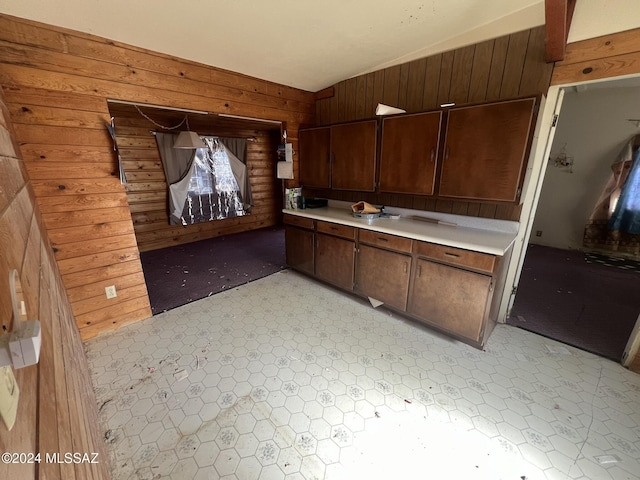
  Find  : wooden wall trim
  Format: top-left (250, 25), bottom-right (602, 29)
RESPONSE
top-left (551, 27), bottom-right (640, 85)
top-left (314, 26), bottom-right (551, 222)
top-left (0, 13), bottom-right (315, 338)
top-left (544, 0), bottom-right (577, 62)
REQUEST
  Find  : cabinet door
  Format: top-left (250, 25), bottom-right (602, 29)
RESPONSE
top-left (408, 259), bottom-right (492, 342)
top-left (331, 120), bottom-right (377, 191)
top-left (380, 111), bottom-right (442, 195)
top-left (285, 226), bottom-right (314, 275)
top-left (315, 233), bottom-right (355, 291)
top-left (355, 245), bottom-right (411, 311)
top-left (299, 127), bottom-right (331, 188)
top-left (440, 98), bottom-right (535, 202)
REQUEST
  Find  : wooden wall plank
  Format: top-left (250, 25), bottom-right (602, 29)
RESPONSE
top-left (557, 26), bottom-right (640, 66)
top-left (486, 36), bottom-right (510, 101)
top-left (355, 75), bottom-right (367, 120)
top-left (437, 51), bottom-right (455, 105)
top-left (0, 84), bottom-right (109, 480)
top-left (423, 54), bottom-right (442, 110)
top-left (500, 30), bottom-right (531, 98)
top-left (405, 58), bottom-right (427, 113)
top-left (552, 50), bottom-right (640, 85)
top-left (449, 45), bottom-right (475, 104)
top-left (336, 81), bottom-right (347, 123)
top-left (468, 39), bottom-right (495, 103)
top-left (397, 63), bottom-right (411, 110)
top-left (519, 26), bottom-right (554, 96)
top-left (373, 70), bottom-right (386, 110)
top-left (309, 26), bottom-right (550, 223)
top-left (344, 78), bottom-right (357, 121)
top-left (364, 73), bottom-right (376, 119)
top-left (382, 65), bottom-right (401, 107)
top-left (53, 234), bottom-right (138, 261)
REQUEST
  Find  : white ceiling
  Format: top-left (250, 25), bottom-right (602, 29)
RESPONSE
top-left (0, 0), bottom-right (545, 92)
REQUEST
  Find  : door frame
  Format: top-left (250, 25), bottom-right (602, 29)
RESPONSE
top-left (498, 74), bottom-right (640, 366)
top-left (496, 87), bottom-right (565, 323)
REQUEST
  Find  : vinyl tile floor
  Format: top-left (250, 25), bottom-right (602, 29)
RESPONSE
top-left (86, 270), bottom-right (640, 480)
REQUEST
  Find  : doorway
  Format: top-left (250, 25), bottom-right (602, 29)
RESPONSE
top-left (107, 101), bottom-right (287, 313)
top-left (507, 77), bottom-right (640, 360)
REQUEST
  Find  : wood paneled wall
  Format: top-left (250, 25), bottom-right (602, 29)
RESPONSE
top-left (0, 14), bottom-right (315, 338)
top-left (109, 105), bottom-right (282, 252)
top-left (311, 26), bottom-right (552, 221)
top-left (0, 87), bottom-right (109, 480)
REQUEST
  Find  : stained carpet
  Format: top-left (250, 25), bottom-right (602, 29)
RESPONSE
top-left (140, 226), bottom-right (286, 314)
top-left (508, 244), bottom-right (640, 361)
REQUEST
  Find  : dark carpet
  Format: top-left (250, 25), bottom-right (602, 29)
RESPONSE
top-left (508, 244), bottom-right (640, 361)
top-left (141, 226), bottom-right (286, 314)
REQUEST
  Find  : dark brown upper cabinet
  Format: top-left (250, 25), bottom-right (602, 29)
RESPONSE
top-left (439, 98), bottom-right (536, 202)
top-left (299, 126), bottom-right (331, 188)
top-left (331, 120), bottom-right (377, 191)
top-left (379, 111), bottom-right (442, 195)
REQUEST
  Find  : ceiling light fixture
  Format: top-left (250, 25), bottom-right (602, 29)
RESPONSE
top-left (375, 103), bottom-right (406, 115)
top-left (173, 117), bottom-right (206, 149)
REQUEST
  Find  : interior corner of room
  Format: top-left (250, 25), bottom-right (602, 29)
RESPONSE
top-left (2, 1), bottom-right (640, 479)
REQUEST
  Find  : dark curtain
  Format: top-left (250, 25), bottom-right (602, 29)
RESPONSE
top-left (155, 132), bottom-right (196, 224)
top-left (219, 137), bottom-right (253, 210)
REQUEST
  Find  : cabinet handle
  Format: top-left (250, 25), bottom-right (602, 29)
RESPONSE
top-left (330, 226), bottom-right (338, 231)
top-left (417, 264), bottom-right (422, 277)
top-left (430, 147), bottom-right (435, 163)
top-left (403, 262), bottom-right (408, 274)
top-left (444, 146), bottom-right (450, 160)
top-left (444, 252), bottom-right (460, 258)
top-left (377, 237), bottom-right (388, 242)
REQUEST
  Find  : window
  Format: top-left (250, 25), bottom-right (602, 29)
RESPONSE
top-left (179, 137), bottom-right (245, 225)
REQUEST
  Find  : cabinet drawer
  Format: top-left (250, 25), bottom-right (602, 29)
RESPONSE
top-left (414, 242), bottom-right (496, 274)
top-left (358, 229), bottom-right (412, 253)
top-left (316, 221), bottom-right (356, 240)
top-left (284, 214), bottom-right (315, 230)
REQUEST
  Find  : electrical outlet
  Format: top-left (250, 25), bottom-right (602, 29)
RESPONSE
top-left (0, 366), bottom-right (19, 430)
top-left (105, 285), bottom-right (117, 299)
top-left (536, 230), bottom-right (542, 237)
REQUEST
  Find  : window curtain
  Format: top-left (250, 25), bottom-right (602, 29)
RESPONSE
top-left (219, 137), bottom-right (253, 212)
top-left (155, 132), bottom-right (197, 224)
top-left (583, 135), bottom-right (640, 255)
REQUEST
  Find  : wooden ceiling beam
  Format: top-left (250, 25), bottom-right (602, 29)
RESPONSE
top-left (545, 0), bottom-right (577, 62)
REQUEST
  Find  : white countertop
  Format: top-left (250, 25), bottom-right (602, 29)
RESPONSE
top-left (282, 204), bottom-right (518, 256)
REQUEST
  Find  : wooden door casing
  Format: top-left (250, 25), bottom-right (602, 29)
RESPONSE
top-left (379, 111), bottom-right (442, 195)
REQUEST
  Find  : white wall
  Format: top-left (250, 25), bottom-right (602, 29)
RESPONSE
top-left (569, 0), bottom-right (640, 42)
top-left (530, 85), bottom-right (640, 250)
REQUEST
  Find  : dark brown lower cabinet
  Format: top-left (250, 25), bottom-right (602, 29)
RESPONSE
top-left (355, 245), bottom-right (411, 311)
top-left (285, 226), bottom-right (314, 275)
top-left (315, 233), bottom-right (355, 291)
top-left (408, 258), bottom-right (493, 343)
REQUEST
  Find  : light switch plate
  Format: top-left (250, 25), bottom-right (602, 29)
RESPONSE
top-left (0, 366), bottom-right (19, 431)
